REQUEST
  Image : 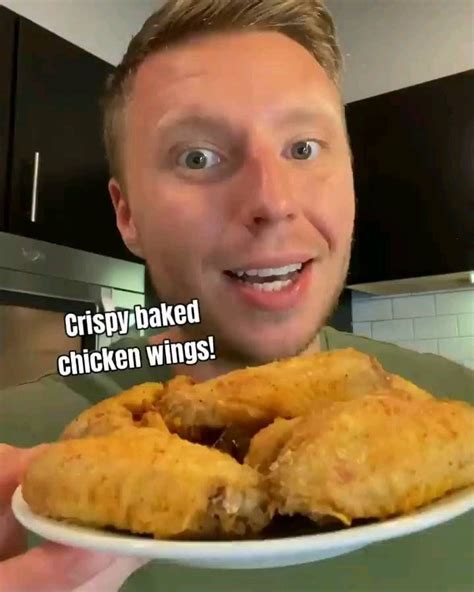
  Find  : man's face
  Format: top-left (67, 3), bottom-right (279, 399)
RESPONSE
top-left (113, 31), bottom-right (355, 363)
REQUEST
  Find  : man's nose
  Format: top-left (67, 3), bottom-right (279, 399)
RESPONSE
top-left (237, 147), bottom-right (298, 231)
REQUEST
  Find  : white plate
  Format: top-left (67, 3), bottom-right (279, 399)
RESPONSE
top-left (12, 484), bottom-right (474, 570)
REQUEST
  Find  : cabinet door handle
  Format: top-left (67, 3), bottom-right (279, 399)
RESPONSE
top-left (31, 151), bottom-right (40, 222)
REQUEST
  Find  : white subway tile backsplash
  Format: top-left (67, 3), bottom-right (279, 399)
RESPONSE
top-left (372, 319), bottom-right (414, 342)
top-left (458, 313), bottom-right (474, 337)
top-left (435, 290), bottom-right (474, 315)
top-left (414, 315), bottom-right (458, 339)
top-left (352, 322), bottom-right (372, 338)
top-left (350, 288), bottom-right (474, 367)
top-left (352, 298), bottom-right (392, 322)
top-left (393, 295), bottom-right (435, 319)
top-left (438, 337), bottom-right (474, 362)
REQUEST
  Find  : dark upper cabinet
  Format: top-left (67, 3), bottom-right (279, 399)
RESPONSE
top-left (0, 6), bottom-right (136, 262)
top-left (346, 70), bottom-right (474, 285)
top-left (0, 6), bottom-right (15, 231)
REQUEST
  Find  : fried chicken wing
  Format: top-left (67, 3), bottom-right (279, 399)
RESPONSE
top-left (386, 373), bottom-right (434, 401)
top-left (60, 383), bottom-right (167, 440)
top-left (260, 394), bottom-right (474, 525)
top-left (60, 376), bottom-right (198, 440)
top-left (245, 417), bottom-right (302, 473)
top-left (23, 427), bottom-right (271, 539)
top-left (158, 348), bottom-right (392, 439)
top-left (244, 382), bottom-right (433, 473)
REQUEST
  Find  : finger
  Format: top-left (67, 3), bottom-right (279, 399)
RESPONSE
top-left (0, 505), bottom-right (27, 561)
top-left (0, 444), bottom-right (50, 509)
top-left (73, 556), bottom-right (150, 592)
top-left (0, 541), bottom-right (117, 592)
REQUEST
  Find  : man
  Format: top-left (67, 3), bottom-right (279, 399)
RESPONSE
top-left (1, 1), bottom-right (472, 591)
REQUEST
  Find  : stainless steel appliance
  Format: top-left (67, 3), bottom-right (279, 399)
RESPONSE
top-left (0, 232), bottom-right (145, 389)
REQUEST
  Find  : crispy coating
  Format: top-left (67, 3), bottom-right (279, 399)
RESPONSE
top-left (245, 417), bottom-right (302, 473)
top-left (60, 378), bottom-right (194, 440)
top-left (59, 383), bottom-right (166, 440)
top-left (261, 395), bottom-right (474, 525)
top-left (386, 373), bottom-right (433, 400)
top-left (23, 427), bottom-right (271, 539)
top-left (244, 383), bottom-right (433, 473)
top-left (61, 353), bottom-right (432, 447)
top-left (158, 348), bottom-right (392, 439)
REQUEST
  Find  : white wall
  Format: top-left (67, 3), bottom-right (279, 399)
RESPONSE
top-left (326, 0), bottom-right (474, 102)
top-left (1, 0), bottom-right (161, 64)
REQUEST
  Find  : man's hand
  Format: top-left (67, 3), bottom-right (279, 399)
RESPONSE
top-left (0, 444), bottom-right (147, 592)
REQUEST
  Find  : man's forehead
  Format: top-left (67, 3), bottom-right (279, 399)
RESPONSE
top-left (131, 29), bottom-right (337, 97)
top-left (128, 31), bottom-right (341, 129)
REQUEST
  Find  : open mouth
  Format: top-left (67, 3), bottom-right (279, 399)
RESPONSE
top-left (223, 259), bottom-right (313, 293)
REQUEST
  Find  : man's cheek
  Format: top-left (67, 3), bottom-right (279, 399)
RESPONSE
top-left (330, 181), bottom-right (355, 237)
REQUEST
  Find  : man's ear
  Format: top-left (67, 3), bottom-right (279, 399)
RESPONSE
top-left (108, 178), bottom-right (144, 259)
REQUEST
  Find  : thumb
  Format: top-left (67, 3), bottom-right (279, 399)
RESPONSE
top-left (73, 555), bottom-right (149, 592)
top-left (0, 444), bottom-right (50, 509)
top-left (0, 542), bottom-right (119, 592)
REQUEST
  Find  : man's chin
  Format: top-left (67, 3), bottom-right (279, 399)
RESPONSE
top-left (214, 323), bottom-right (321, 366)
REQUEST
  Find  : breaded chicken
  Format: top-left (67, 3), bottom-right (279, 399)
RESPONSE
top-left (60, 383), bottom-right (166, 440)
top-left (260, 394), bottom-right (474, 525)
top-left (386, 373), bottom-right (433, 401)
top-left (60, 377), bottom-right (195, 440)
top-left (158, 348), bottom-right (392, 439)
top-left (244, 382), bottom-right (433, 473)
top-left (23, 427), bottom-right (271, 539)
top-left (245, 417), bottom-right (302, 473)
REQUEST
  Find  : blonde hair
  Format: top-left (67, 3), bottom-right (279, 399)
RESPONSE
top-left (102, 0), bottom-right (343, 183)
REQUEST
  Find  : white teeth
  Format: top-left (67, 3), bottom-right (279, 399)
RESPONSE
top-left (234, 263), bottom-right (303, 277)
top-left (243, 279), bottom-right (293, 292)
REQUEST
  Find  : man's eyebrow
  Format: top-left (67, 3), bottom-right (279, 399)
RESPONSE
top-left (153, 106), bottom-right (340, 138)
top-left (272, 107), bottom-right (340, 128)
top-left (154, 113), bottom-right (233, 137)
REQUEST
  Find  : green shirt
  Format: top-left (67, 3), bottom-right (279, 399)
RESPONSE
top-left (1, 327), bottom-right (473, 592)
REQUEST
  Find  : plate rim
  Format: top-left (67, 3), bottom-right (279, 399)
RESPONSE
top-left (12, 484), bottom-right (474, 560)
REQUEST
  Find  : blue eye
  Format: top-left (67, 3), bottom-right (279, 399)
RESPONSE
top-left (289, 140), bottom-right (321, 160)
top-left (178, 148), bottom-right (221, 169)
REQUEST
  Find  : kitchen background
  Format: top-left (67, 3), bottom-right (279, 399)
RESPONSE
top-left (3, 0), bottom-right (471, 99)
top-left (0, 0), bottom-right (472, 386)
top-left (352, 289), bottom-right (474, 370)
